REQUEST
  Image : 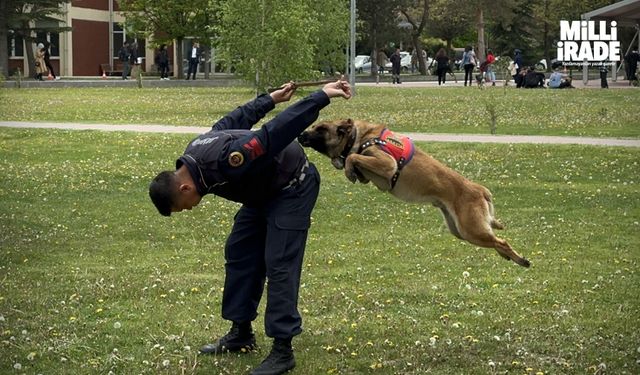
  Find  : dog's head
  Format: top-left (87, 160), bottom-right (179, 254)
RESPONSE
top-left (298, 119), bottom-right (356, 169)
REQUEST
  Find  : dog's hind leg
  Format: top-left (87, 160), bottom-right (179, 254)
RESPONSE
top-left (461, 228), bottom-right (530, 267)
top-left (434, 202), bottom-right (464, 240)
top-left (491, 219), bottom-right (504, 230)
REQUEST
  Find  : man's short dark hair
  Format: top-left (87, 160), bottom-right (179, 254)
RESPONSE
top-left (149, 171), bottom-right (177, 216)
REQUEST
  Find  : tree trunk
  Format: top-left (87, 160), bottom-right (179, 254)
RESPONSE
top-left (542, 0), bottom-right (551, 71)
top-left (204, 45), bottom-right (210, 79)
top-left (176, 37), bottom-right (184, 79)
top-left (0, 1), bottom-right (9, 78)
top-left (476, 7), bottom-right (485, 63)
top-left (412, 35), bottom-right (427, 75)
top-left (371, 20), bottom-right (378, 78)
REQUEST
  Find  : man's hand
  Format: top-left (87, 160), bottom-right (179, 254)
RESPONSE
top-left (270, 81), bottom-right (297, 104)
top-left (322, 78), bottom-right (352, 100)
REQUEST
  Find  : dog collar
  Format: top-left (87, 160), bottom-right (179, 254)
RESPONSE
top-left (339, 128), bottom-right (357, 161)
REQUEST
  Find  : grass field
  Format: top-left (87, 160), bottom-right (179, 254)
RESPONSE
top-left (0, 122), bottom-right (638, 374)
top-left (1, 86), bottom-right (639, 138)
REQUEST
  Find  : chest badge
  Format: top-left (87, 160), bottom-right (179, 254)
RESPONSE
top-left (229, 151), bottom-right (244, 167)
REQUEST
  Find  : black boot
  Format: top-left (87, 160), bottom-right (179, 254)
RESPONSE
top-left (199, 322), bottom-right (256, 354)
top-left (250, 338), bottom-right (295, 375)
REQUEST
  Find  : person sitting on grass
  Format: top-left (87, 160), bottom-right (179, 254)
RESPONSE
top-left (548, 67), bottom-right (573, 89)
top-left (523, 66), bottom-right (546, 88)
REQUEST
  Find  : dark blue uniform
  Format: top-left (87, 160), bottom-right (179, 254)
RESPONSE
top-left (178, 90), bottom-right (329, 339)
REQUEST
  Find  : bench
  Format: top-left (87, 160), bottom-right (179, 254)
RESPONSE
top-left (100, 63), bottom-right (123, 76)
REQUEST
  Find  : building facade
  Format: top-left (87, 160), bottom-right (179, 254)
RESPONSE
top-left (7, 0), bottom-right (178, 77)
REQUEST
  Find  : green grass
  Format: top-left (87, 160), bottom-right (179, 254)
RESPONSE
top-left (1, 86), bottom-right (639, 137)
top-left (1, 128), bottom-right (638, 374)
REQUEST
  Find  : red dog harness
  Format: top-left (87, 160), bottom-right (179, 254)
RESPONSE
top-left (357, 128), bottom-right (415, 189)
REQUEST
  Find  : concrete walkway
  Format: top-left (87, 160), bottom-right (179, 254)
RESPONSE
top-left (1, 121), bottom-right (639, 148)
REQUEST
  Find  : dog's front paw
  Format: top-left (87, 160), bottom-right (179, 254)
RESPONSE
top-left (345, 168), bottom-right (358, 183)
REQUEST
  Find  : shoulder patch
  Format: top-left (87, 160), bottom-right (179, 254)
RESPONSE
top-left (242, 137), bottom-right (265, 160)
top-left (228, 151), bottom-right (244, 167)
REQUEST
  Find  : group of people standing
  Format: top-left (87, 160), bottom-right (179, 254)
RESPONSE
top-left (33, 42), bottom-right (58, 81)
top-left (118, 41), bottom-right (202, 80)
top-left (118, 41), bottom-right (140, 80)
top-left (459, 46), bottom-right (496, 87)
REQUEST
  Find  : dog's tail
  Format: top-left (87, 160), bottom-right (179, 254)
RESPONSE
top-left (483, 188), bottom-right (505, 230)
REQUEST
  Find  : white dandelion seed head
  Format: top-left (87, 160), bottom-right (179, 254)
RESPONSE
top-left (162, 359), bottom-right (170, 367)
top-left (598, 363), bottom-right (606, 370)
top-left (462, 271), bottom-right (470, 278)
top-left (113, 321), bottom-right (122, 329)
top-left (488, 360), bottom-right (495, 367)
top-left (13, 363), bottom-right (22, 370)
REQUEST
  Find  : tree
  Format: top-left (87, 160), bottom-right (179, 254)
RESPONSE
top-left (399, 0), bottom-right (430, 75)
top-left (1, 0), bottom-right (71, 78)
top-left (428, 0), bottom-right (473, 57)
top-left (474, 0), bottom-right (516, 63)
top-left (218, 0), bottom-right (347, 91)
top-left (118, 0), bottom-right (221, 79)
top-left (357, 0), bottom-right (403, 77)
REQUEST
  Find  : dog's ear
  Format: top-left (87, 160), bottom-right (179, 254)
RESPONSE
top-left (337, 119), bottom-right (353, 137)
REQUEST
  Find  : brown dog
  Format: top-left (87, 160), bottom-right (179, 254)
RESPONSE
top-left (298, 119), bottom-right (530, 267)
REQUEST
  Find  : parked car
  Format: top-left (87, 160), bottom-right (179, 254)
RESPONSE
top-left (354, 55), bottom-right (371, 73)
top-left (385, 51), bottom-right (412, 72)
top-left (359, 51), bottom-right (412, 73)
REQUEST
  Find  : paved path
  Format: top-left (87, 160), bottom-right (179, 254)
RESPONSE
top-left (1, 121), bottom-right (639, 148)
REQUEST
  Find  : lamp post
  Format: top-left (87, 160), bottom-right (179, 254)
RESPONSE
top-left (349, 0), bottom-right (356, 96)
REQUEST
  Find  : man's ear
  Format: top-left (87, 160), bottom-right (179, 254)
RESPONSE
top-left (178, 183), bottom-right (192, 193)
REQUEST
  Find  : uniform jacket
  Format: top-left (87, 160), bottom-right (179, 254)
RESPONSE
top-left (177, 91), bottom-right (330, 207)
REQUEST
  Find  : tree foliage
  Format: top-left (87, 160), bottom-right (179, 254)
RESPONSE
top-left (357, 0), bottom-right (404, 76)
top-left (218, 0), bottom-right (347, 91)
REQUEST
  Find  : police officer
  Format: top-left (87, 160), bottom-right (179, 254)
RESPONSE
top-left (149, 79), bottom-right (351, 375)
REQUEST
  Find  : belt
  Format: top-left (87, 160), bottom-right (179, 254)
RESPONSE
top-left (283, 160), bottom-right (309, 190)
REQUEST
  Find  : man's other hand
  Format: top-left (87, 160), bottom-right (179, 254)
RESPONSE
top-left (270, 81), bottom-right (297, 104)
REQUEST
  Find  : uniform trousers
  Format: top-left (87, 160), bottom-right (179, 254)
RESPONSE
top-left (221, 163), bottom-right (320, 339)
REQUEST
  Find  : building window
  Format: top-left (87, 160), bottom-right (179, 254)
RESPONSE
top-left (7, 34), bottom-right (25, 57)
top-left (35, 31), bottom-right (60, 57)
top-left (113, 23), bottom-right (124, 58)
top-left (113, 23), bottom-right (146, 62)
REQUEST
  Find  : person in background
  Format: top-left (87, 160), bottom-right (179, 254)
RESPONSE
top-left (548, 66), bottom-right (573, 89)
top-left (435, 48), bottom-right (449, 86)
top-left (34, 43), bottom-right (47, 81)
top-left (390, 47), bottom-right (402, 84)
top-left (485, 49), bottom-right (496, 86)
top-left (376, 48), bottom-right (388, 76)
top-left (512, 49), bottom-right (524, 85)
top-left (43, 42), bottom-right (59, 80)
top-left (462, 46), bottom-right (477, 87)
top-left (156, 44), bottom-right (170, 80)
top-left (186, 41), bottom-right (202, 80)
top-left (599, 62), bottom-right (609, 89)
top-left (129, 41), bottom-right (140, 78)
top-left (119, 41), bottom-right (131, 80)
top-left (411, 49), bottom-right (418, 73)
